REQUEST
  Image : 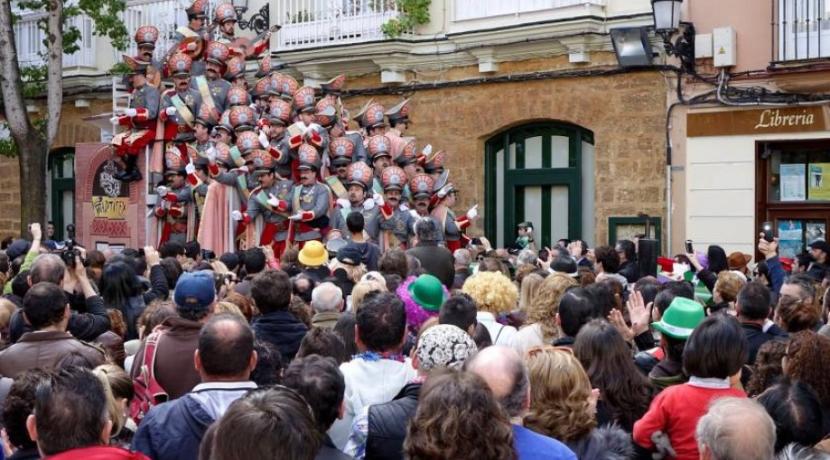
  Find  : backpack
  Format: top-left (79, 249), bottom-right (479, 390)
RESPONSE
top-left (130, 330), bottom-right (169, 423)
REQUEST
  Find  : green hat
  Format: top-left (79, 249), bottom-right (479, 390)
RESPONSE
top-left (408, 274), bottom-right (446, 312)
top-left (651, 297), bottom-right (705, 340)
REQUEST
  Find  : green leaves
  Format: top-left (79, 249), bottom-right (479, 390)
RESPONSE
top-left (382, 0), bottom-right (431, 38)
top-left (78, 0), bottom-right (128, 51)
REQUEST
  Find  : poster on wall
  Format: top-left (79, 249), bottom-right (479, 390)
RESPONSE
top-left (780, 164), bottom-right (806, 201)
top-left (806, 222), bottom-right (827, 244)
top-left (778, 220), bottom-right (804, 259)
top-left (808, 163), bottom-right (830, 200)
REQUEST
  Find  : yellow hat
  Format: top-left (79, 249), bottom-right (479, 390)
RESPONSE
top-left (298, 241), bottom-right (329, 267)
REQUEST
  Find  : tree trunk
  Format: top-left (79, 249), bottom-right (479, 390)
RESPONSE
top-left (45, 0), bottom-right (63, 147)
top-left (0, 0), bottom-right (48, 233)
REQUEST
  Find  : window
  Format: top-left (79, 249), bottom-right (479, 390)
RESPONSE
top-left (484, 122), bottom-right (594, 249)
top-left (775, 0), bottom-right (830, 61)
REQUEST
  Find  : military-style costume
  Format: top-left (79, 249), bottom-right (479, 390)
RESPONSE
top-left (330, 162), bottom-right (380, 242)
top-left (159, 53), bottom-right (202, 143)
top-left (431, 175), bottom-right (475, 253)
top-left (156, 149), bottom-right (195, 245)
top-left (243, 150), bottom-right (295, 257)
top-left (289, 145), bottom-right (331, 243)
top-left (111, 55), bottom-right (160, 182)
top-left (409, 173), bottom-right (442, 243)
top-left (192, 41), bottom-right (231, 115)
top-left (378, 166), bottom-right (414, 249)
top-left (134, 25), bottom-right (162, 88)
top-left (326, 137), bottom-right (354, 201)
top-left (171, 0), bottom-right (208, 76)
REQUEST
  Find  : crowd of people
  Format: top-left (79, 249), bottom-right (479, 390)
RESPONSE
top-left (0, 216), bottom-right (827, 459)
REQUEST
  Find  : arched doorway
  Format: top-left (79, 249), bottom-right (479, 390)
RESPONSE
top-left (484, 122), bottom-right (595, 249)
top-left (48, 148), bottom-right (75, 241)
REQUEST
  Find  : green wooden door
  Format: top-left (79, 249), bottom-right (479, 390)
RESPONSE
top-left (49, 149), bottom-right (75, 241)
top-left (485, 123), bottom-right (593, 249)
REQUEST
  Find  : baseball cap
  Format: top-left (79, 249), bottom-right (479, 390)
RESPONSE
top-left (6, 239), bottom-right (31, 261)
top-left (809, 240), bottom-right (830, 254)
top-left (174, 271), bottom-right (216, 311)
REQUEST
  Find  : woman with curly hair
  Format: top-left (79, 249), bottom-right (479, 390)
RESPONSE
top-left (574, 319), bottom-right (654, 432)
top-left (404, 369), bottom-right (517, 460)
top-left (462, 271), bottom-right (519, 346)
top-left (746, 339), bottom-right (788, 397)
top-left (524, 346), bottom-right (633, 459)
top-left (510, 273), bottom-right (577, 355)
top-left (783, 330), bottom-right (830, 433)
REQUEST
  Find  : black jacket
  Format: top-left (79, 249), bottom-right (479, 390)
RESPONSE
top-left (252, 310), bottom-right (308, 363)
top-left (366, 382), bottom-right (421, 460)
top-left (567, 425), bottom-right (634, 460)
top-left (316, 435), bottom-right (352, 460)
top-left (407, 243), bottom-right (454, 289)
top-left (742, 321), bottom-right (787, 365)
top-left (618, 260), bottom-right (641, 284)
top-left (9, 293), bottom-right (110, 343)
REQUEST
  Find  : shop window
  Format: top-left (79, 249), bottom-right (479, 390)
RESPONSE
top-left (484, 122), bottom-right (594, 249)
top-left (757, 140), bottom-right (830, 259)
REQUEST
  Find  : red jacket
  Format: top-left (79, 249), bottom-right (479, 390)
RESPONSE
top-left (47, 446), bottom-right (150, 460)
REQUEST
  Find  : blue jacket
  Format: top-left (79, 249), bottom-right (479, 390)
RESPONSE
top-left (132, 382), bottom-right (256, 460)
top-left (512, 425), bottom-right (576, 460)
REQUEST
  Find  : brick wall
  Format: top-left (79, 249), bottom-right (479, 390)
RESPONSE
top-left (341, 56), bottom-right (667, 246)
top-left (0, 156), bottom-right (21, 239)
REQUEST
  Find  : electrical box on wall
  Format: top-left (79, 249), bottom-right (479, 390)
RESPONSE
top-left (695, 33), bottom-right (713, 58)
top-left (713, 26), bottom-right (737, 67)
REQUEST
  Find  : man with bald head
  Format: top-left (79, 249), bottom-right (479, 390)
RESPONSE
top-left (133, 314), bottom-right (258, 460)
top-left (696, 397), bottom-right (776, 460)
top-left (466, 346), bottom-right (576, 460)
top-left (311, 282), bottom-right (344, 329)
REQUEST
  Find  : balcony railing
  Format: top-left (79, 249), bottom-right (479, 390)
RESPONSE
top-left (773, 0), bottom-right (830, 61)
top-left (14, 14), bottom-right (96, 68)
top-left (454, 0), bottom-right (606, 22)
top-left (274, 0), bottom-right (401, 51)
top-left (123, 0), bottom-right (190, 59)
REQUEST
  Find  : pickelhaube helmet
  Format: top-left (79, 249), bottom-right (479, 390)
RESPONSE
top-left (274, 73), bottom-right (298, 101)
top-left (249, 149), bottom-right (275, 174)
top-left (134, 25), bottom-right (159, 49)
top-left (229, 105), bottom-right (256, 132)
top-left (424, 150), bottom-right (447, 173)
top-left (213, 142), bottom-right (233, 168)
top-left (122, 55), bottom-right (150, 75)
top-left (409, 173), bottom-right (435, 199)
top-left (367, 135), bottom-right (392, 160)
top-left (216, 110), bottom-right (233, 134)
top-left (224, 55), bottom-right (246, 80)
top-left (268, 99), bottom-right (292, 126)
top-left (395, 138), bottom-right (417, 167)
top-left (315, 98), bottom-right (337, 128)
top-left (185, 0), bottom-right (207, 20)
top-left (214, 3), bottom-right (237, 25)
top-left (167, 53), bottom-right (193, 78)
top-left (255, 54), bottom-right (284, 78)
top-left (195, 104), bottom-right (219, 128)
top-left (165, 147), bottom-right (187, 175)
top-left (252, 77), bottom-right (272, 100)
top-left (320, 74), bottom-right (346, 96)
top-left (205, 41), bottom-right (230, 67)
top-left (236, 130), bottom-right (260, 154)
top-left (360, 102), bottom-right (386, 130)
top-left (297, 144), bottom-right (322, 171)
top-left (329, 137), bottom-right (354, 167)
top-left (385, 98), bottom-right (411, 125)
top-left (226, 87), bottom-right (250, 107)
top-left (293, 86), bottom-right (316, 114)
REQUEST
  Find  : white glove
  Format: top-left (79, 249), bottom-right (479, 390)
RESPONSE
top-left (267, 193), bottom-right (279, 208)
top-left (206, 146), bottom-right (217, 162)
top-left (258, 130), bottom-right (270, 148)
top-left (336, 198), bottom-right (350, 209)
top-left (288, 213), bottom-right (303, 221)
top-left (186, 42), bottom-right (197, 51)
top-left (363, 198), bottom-right (375, 210)
top-left (231, 210), bottom-right (243, 221)
top-left (185, 162), bottom-right (196, 175)
top-left (249, 103), bottom-right (258, 111)
top-left (124, 108), bottom-right (138, 117)
top-left (373, 193), bottom-right (384, 207)
top-left (236, 165), bottom-right (249, 174)
top-left (466, 204), bottom-right (479, 220)
top-left (156, 186), bottom-right (169, 196)
top-left (422, 144), bottom-right (433, 156)
top-left (109, 116), bottom-right (120, 124)
top-left (165, 107), bottom-right (177, 116)
top-left (409, 210), bottom-right (419, 219)
top-left (399, 203), bottom-right (409, 212)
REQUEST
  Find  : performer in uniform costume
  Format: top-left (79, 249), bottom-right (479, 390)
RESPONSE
top-left (288, 145), bottom-right (331, 245)
top-left (329, 162), bottom-right (381, 243)
top-left (111, 55), bottom-right (160, 182)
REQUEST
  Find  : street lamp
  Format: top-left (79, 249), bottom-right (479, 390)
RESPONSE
top-left (652, 0), bottom-right (682, 33)
top-left (652, 0), bottom-right (695, 73)
top-left (232, 0), bottom-right (271, 34)
top-left (610, 28), bottom-right (653, 68)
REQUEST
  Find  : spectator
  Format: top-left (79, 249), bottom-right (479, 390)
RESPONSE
top-left (378, 249), bottom-right (408, 281)
top-left (93, 364), bottom-right (136, 447)
top-left (518, 272), bottom-right (545, 313)
top-left (553, 287), bottom-right (597, 347)
top-left (511, 273), bottom-right (576, 354)
top-left (758, 380), bottom-right (824, 453)
top-left (99, 247), bottom-right (168, 341)
top-left (27, 366), bottom-right (149, 459)
top-left (746, 339), bottom-right (788, 397)
top-left (574, 319), bottom-right (654, 432)
top-left (343, 212), bottom-right (381, 271)
top-left (9, 252), bottom-right (110, 343)
top-left (283, 355), bottom-right (350, 460)
top-left (129, 271), bottom-right (216, 400)
top-left (0, 283), bottom-right (105, 378)
top-left (782, 331), bottom-right (830, 433)
top-left (329, 246), bottom-right (367, 294)
top-left (397, 273), bottom-right (447, 335)
top-left (296, 327), bottom-right (349, 364)
top-left (219, 292), bottom-right (256, 322)
top-left (251, 270), bottom-right (308, 363)
top-left (333, 312), bottom-right (358, 358)
top-left (634, 314), bottom-right (748, 459)
top-left (647, 297), bottom-right (706, 389)
top-left (349, 278), bottom-right (386, 311)
top-left (737, 282), bottom-right (787, 366)
top-left (806, 240), bottom-right (829, 282)
top-left (311, 282), bottom-right (345, 329)
top-left (522, 346), bottom-right (631, 458)
top-left (132, 315), bottom-right (258, 460)
top-left (616, 239), bottom-right (640, 283)
top-left (462, 271), bottom-right (518, 346)
top-left (439, 293), bottom-right (478, 336)
top-left (158, 241), bottom-right (186, 262)
top-left (327, 292), bottom-right (417, 450)
top-left (709, 270), bottom-right (746, 315)
top-left (348, 324), bottom-right (477, 459)
top-left (403, 369), bottom-right (517, 460)
top-left (293, 273), bottom-right (318, 306)
top-left (695, 397), bottom-right (776, 460)
top-left (452, 248), bottom-right (472, 290)
top-left (299, 241), bottom-right (332, 283)
top-left (407, 218), bottom-right (454, 289)
top-left (249, 340), bottom-right (283, 387)
top-left (593, 245), bottom-right (621, 278)
top-left (207, 386), bottom-right (321, 460)
top-left (2, 369), bottom-right (49, 460)
top-left (776, 274), bottom-right (821, 333)
top-left (232, 247), bottom-right (266, 297)
top-left (467, 346), bottom-right (578, 460)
